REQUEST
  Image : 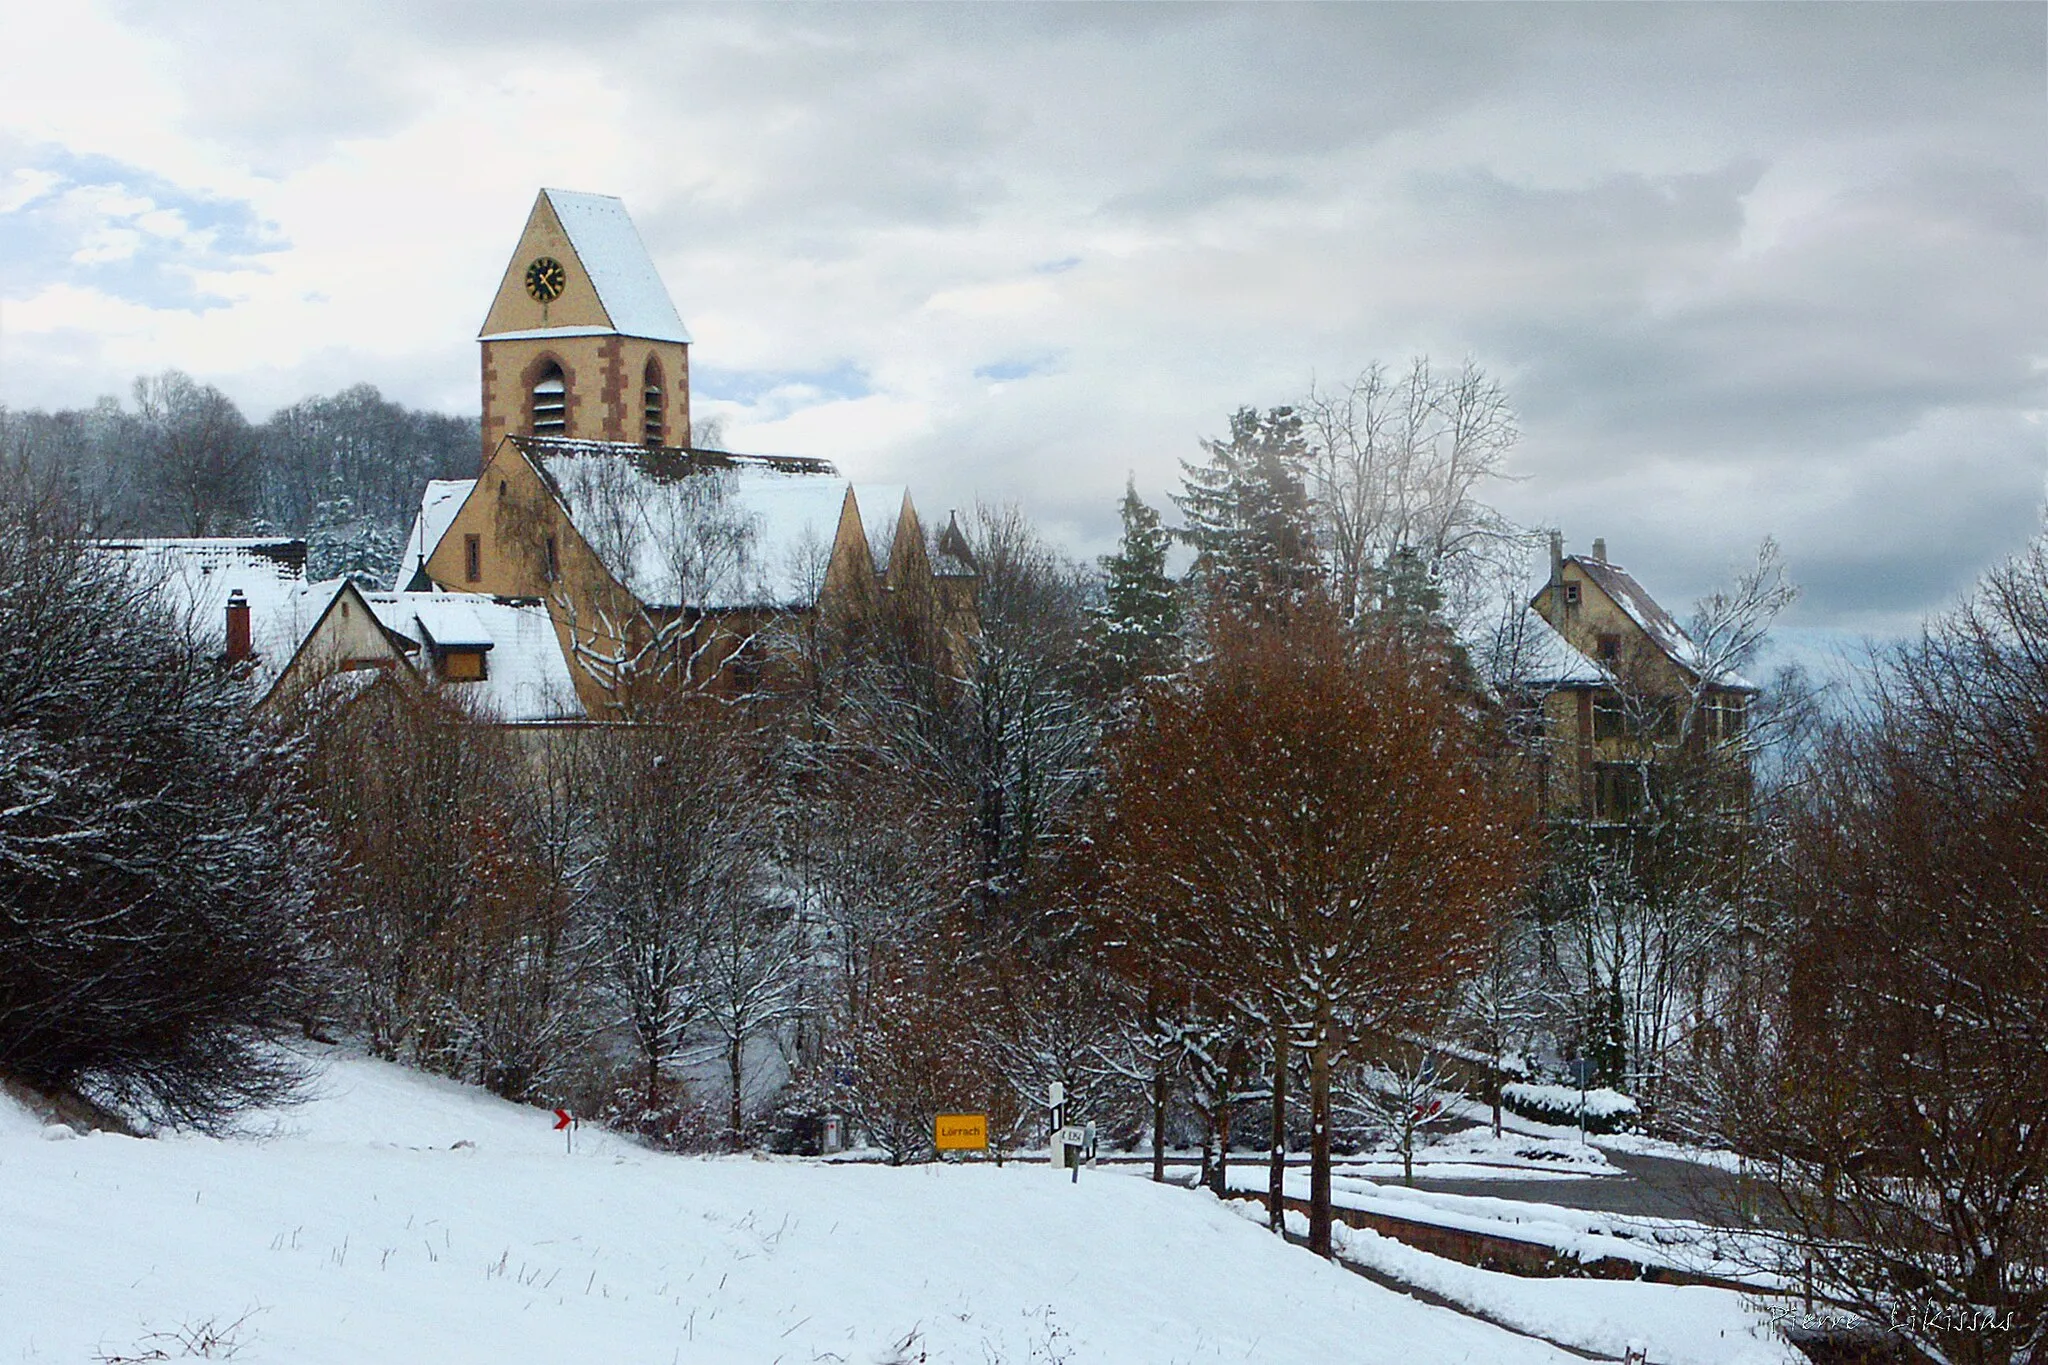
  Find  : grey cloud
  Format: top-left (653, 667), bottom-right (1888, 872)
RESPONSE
top-left (19, 2), bottom-right (2046, 639)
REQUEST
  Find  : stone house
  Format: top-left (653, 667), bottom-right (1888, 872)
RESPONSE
top-left (1515, 534), bottom-right (1757, 821)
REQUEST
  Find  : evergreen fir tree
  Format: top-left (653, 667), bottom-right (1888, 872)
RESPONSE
top-left (1089, 479), bottom-right (1183, 693)
top-left (1174, 406), bottom-right (1318, 604)
top-left (307, 478), bottom-right (402, 588)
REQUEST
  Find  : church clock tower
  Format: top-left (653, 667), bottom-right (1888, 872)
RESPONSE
top-left (477, 189), bottom-right (692, 466)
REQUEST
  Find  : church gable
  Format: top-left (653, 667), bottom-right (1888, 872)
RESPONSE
top-left (478, 190), bottom-right (690, 344)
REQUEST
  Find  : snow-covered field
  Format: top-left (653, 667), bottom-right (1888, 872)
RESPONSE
top-left (0, 1050), bottom-right (1684, 1364)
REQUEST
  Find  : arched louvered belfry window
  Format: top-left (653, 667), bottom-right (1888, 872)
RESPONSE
top-left (642, 356), bottom-right (665, 448)
top-left (531, 362), bottom-right (568, 437)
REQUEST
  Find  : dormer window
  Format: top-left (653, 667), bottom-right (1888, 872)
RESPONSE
top-left (438, 647), bottom-right (488, 682)
top-left (642, 358), bottom-right (665, 447)
top-left (532, 364), bottom-right (568, 437)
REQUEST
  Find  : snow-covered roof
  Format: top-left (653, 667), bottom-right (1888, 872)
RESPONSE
top-left (407, 596), bottom-right (493, 649)
top-left (527, 440), bottom-right (863, 611)
top-left (1573, 557), bottom-right (1755, 691)
top-left (536, 189), bottom-right (690, 344)
top-left (364, 592), bottom-right (585, 722)
top-left (97, 537), bottom-right (311, 663)
top-left (395, 479), bottom-right (475, 591)
top-left (1497, 608), bottom-right (1610, 689)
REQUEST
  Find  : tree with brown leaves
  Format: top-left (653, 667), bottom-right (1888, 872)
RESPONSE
top-left (1096, 594), bottom-right (1529, 1256)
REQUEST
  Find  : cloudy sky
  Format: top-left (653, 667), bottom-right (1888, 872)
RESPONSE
top-left (3, 2), bottom-right (2042, 649)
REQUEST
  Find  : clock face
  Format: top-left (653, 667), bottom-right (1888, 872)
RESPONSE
top-left (524, 256), bottom-right (568, 303)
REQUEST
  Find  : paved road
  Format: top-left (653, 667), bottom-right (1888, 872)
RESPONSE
top-left (1126, 1145), bottom-right (1774, 1229)
top-left (1404, 1149), bottom-right (1760, 1226)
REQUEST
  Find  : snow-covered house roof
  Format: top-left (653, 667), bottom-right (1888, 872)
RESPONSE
top-left (395, 480), bottom-right (476, 591)
top-left (364, 592), bottom-right (585, 722)
top-left (406, 596), bottom-right (494, 650)
top-left (1496, 607), bottom-right (1611, 689)
top-left (97, 537), bottom-right (307, 643)
top-left (479, 190), bottom-right (690, 345)
top-left (1571, 556), bottom-right (1755, 691)
top-left (98, 538), bottom-right (328, 686)
top-left (523, 438), bottom-right (865, 612)
top-left (98, 539), bottom-right (421, 704)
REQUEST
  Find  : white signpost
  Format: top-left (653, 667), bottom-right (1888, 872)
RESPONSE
top-left (1047, 1083), bottom-right (1081, 1181)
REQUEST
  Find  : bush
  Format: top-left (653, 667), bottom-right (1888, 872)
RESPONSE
top-left (1500, 1082), bottom-right (1638, 1134)
top-left (0, 488), bottom-right (318, 1129)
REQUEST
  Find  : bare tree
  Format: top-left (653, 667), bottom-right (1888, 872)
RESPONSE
top-left (961, 504), bottom-right (1099, 914)
top-left (583, 703), bottom-right (767, 1112)
top-left (1300, 357), bottom-right (1518, 626)
top-left (1454, 916), bottom-right (1545, 1138)
top-left (297, 677), bottom-right (585, 1097)
top-left (132, 371), bottom-right (261, 536)
top-left (702, 890), bottom-right (806, 1147)
top-left (1735, 539), bottom-right (2048, 1365)
top-left (1340, 1043), bottom-right (1464, 1187)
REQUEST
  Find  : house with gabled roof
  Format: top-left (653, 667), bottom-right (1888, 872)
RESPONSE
top-left (94, 538), bottom-right (413, 702)
top-left (1520, 534), bottom-right (1758, 821)
top-left (96, 537), bottom-right (585, 724)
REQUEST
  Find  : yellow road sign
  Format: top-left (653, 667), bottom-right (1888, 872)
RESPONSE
top-left (935, 1113), bottom-right (989, 1151)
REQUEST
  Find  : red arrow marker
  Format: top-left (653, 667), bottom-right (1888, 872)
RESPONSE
top-left (553, 1108), bottom-right (573, 1131)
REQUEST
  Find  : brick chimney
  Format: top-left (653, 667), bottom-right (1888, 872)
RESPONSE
top-left (225, 590), bottom-right (252, 664)
top-left (1592, 537), bottom-right (1608, 564)
top-left (1545, 531), bottom-right (1565, 627)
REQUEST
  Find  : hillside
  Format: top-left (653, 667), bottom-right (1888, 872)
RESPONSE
top-left (1, 1050), bottom-right (1602, 1364)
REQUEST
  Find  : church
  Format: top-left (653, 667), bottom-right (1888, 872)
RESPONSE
top-left (398, 188), bottom-right (978, 717)
top-left (125, 190), bottom-right (977, 720)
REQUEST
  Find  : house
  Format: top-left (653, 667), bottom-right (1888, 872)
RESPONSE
top-left (1518, 534), bottom-right (1758, 821)
top-left (396, 188), bottom-right (976, 715)
top-left (95, 538), bottom-right (414, 704)
top-left (97, 537), bottom-right (584, 724)
top-left (362, 590), bottom-right (585, 724)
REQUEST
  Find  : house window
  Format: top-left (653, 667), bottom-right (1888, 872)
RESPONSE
top-left (439, 648), bottom-right (486, 682)
top-left (464, 534), bottom-right (482, 583)
top-left (1593, 695), bottom-right (1625, 741)
top-left (544, 534), bottom-right (559, 583)
top-left (727, 639), bottom-right (761, 694)
top-left (531, 363), bottom-right (568, 437)
top-left (1562, 582), bottom-right (1581, 606)
top-left (1594, 763), bottom-right (1643, 821)
top-left (642, 358), bottom-right (665, 447)
top-left (1596, 632), bottom-right (1621, 663)
top-left (1708, 694), bottom-right (1747, 742)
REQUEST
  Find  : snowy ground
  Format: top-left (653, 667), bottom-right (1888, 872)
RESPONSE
top-left (1230, 1204), bottom-right (1801, 1365)
top-left (1214, 1162), bottom-right (1778, 1287)
top-left (0, 1049), bottom-right (1678, 1364)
